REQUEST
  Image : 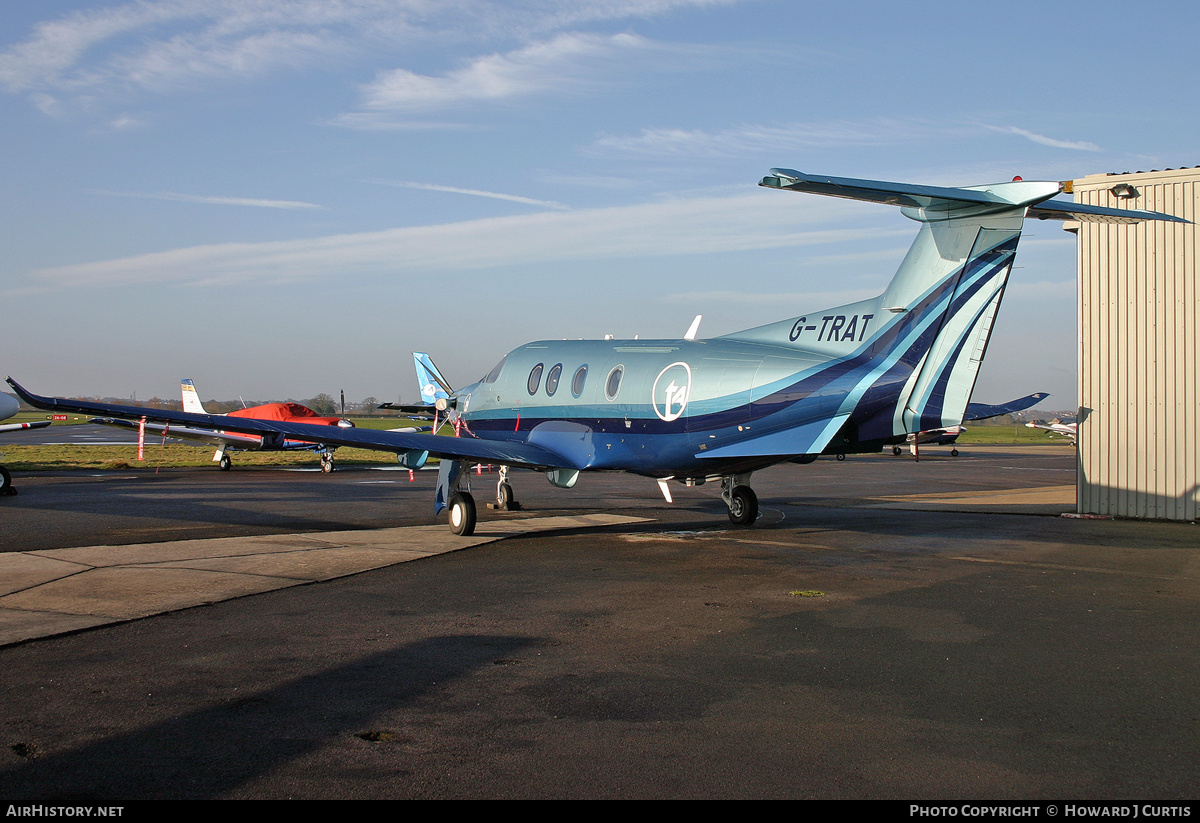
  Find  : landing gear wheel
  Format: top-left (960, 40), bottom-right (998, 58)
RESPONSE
top-left (321, 455), bottom-right (334, 473)
top-left (0, 465), bottom-right (13, 496)
top-left (836, 453), bottom-right (846, 461)
top-left (727, 485), bottom-right (758, 526)
top-left (218, 455), bottom-right (232, 471)
top-left (449, 492), bottom-right (477, 536)
top-left (950, 448), bottom-right (959, 457)
top-left (892, 445), bottom-right (902, 456)
top-left (497, 482), bottom-right (513, 509)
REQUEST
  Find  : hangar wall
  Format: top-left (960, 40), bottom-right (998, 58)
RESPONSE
top-left (1072, 167), bottom-right (1198, 520)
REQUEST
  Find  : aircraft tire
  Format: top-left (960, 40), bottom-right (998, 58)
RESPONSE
top-left (727, 485), bottom-right (758, 526)
top-left (951, 448), bottom-right (959, 457)
top-left (321, 460), bottom-right (334, 473)
top-left (449, 492), bottom-right (477, 536)
top-left (497, 482), bottom-right (513, 509)
top-left (0, 465), bottom-right (12, 495)
top-left (836, 453), bottom-right (845, 461)
top-left (218, 455), bottom-right (232, 471)
top-left (892, 446), bottom-right (902, 456)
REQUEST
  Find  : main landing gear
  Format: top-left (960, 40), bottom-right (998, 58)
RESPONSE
top-left (445, 464), bottom-right (517, 535)
top-left (448, 492), bottom-right (477, 536)
top-left (320, 452), bottom-right (335, 473)
top-left (721, 474), bottom-right (758, 526)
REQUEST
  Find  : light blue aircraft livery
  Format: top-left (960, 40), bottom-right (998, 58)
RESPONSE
top-left (9, 169), bottom-right (1184, 533)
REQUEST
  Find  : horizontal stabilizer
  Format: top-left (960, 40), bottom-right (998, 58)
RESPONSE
top-left (1025, 199), bottom-right (1188, 224)
top-left (964, 392), bottom-right (1049, 422)
top-left (762, 169), bottom-right (1187, 225)
top-left (761, 169), bottom-right (1062, 216)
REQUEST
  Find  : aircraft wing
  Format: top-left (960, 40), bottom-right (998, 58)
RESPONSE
top-left (8, 378), bottom-right (574, 470)
top-left (0, 419), bottom-right (51, 434)
top-left (964, 392), bottom-right (1049, 422)
top-left (89, 417), bottom-right (271, 449)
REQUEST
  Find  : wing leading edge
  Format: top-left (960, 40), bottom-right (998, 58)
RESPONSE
top-left (6, 378), bottom-right (576, 471)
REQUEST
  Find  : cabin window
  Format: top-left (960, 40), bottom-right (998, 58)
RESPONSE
top-left (572, 365), bottom-right (588, 397)
top-left (545, 363), bottom-right (562, 396)
top-left (482, 355), bottom-right (506, 384)
top-left (527, 363), bottom-right (544, 395)
top-left (604, 365), bottom-right (624, 400)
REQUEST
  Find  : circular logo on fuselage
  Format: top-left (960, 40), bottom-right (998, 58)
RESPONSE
top-left (652, 361), bottom-right (692, 422)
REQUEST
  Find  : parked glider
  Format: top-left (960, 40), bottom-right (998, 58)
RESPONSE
top-left (1, 392), bottom-right (51, 494)
top-left (92, 379), bottom-right (354, 471)
top-left (9, 169), bottom-right (1184, 531)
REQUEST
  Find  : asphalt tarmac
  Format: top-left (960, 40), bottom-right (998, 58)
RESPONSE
top-left (2, 446), bottom-right (1198, 799)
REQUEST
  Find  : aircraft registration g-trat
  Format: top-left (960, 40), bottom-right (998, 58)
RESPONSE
top-left (8, 169), bottom-right (1185, 531)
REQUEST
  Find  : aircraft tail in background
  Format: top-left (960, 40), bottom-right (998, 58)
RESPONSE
top-left (181, 379), bottom-right (208, 414)
top-left (413, 352), bottom-right (452, 407)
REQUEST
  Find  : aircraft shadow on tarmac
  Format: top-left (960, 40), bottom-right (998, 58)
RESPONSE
top-left (0, 634), bottom-right (535, 800)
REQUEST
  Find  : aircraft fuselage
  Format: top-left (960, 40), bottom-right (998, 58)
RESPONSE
top-left (453, 336), bottom-right (902, 478)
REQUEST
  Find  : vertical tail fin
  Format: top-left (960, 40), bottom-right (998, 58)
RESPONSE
top-left (746, 170), bottom-right (1182, 439)
top-left (181, 379), bottom-right (208, 414)
top-left (413, 352), bottom-right (452, 407)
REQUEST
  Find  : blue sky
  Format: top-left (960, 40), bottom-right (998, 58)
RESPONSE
top-left (3, 0), bottom-right (1196, 408)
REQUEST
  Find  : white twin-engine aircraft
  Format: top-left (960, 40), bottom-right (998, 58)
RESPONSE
top-left (9, 169), bottom-right (1183, 532)
top-left (0, 391), bottom-right (51, 494)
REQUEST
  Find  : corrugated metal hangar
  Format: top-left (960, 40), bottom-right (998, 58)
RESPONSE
top-left (1069, 167), bottom-right (1198, 521)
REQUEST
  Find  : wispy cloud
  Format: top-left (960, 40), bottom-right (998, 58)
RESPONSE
top-left (26, 190), bottom-right (875, 290)
top-left (1, 0), bottom-right (738, 117)
top-left (373, 180), bottom-right (570, 210)
top-left (87, 190), bottom-right (323, 210)
top-left (988, 125), bottom-right (1102, 152)
top-left (0, 1), bottom-right (372, 109)
top-left (586, 118), bottom-right (966, 158)
top-left (348, 31), bottom-right (655, 119)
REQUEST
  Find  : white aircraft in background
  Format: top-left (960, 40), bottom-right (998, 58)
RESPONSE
top-left (1, 392), bottom-right (51, 494)
top-left (1026, 420), bottom-right (1077, 443)
top-left (889, 391), bottom-right (1050, 457)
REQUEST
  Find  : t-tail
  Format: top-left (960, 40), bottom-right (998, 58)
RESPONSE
top-left (413, 352), bottom-right (452, 408)
top-left (181, 379), bottom-right (208, 415)
top-left (733, 170), bottom-right (1183, 441)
